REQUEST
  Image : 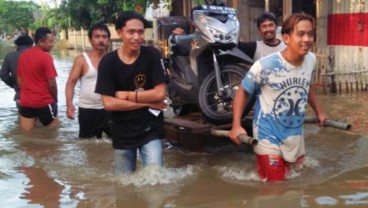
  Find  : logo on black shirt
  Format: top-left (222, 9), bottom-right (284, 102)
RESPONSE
top-left (134, 74), bottom-right (146, 89)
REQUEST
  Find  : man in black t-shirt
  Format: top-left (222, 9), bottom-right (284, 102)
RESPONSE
top-left (95, 11), bottom-right (167, 174)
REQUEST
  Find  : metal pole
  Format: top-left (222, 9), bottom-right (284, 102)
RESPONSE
top-left (283, 0), bottom-right (292, 21)
top-left (265, 0), bottom-right (269, 12)
top-left (210, 129), bottom-right (258, 146)
top-left (304, 117), bottom-right (352, 130)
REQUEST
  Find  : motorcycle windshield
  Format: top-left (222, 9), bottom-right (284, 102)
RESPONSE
top-left (193, 6), bottom-right (239, 44)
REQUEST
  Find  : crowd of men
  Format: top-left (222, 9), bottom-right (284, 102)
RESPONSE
top-left (0, 2), bottom-right (327, 181)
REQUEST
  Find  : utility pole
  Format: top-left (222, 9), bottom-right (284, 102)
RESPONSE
top-left (283, 0), bottom-right (292, 21)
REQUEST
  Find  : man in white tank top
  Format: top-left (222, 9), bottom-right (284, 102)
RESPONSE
top-left (65, 23), bottom-right (112, 139)
top-left (238, 12), bottom-right (286, 61)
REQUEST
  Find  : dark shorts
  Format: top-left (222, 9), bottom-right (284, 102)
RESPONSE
top-left (78, 107), bottom-right (112, 139)
top-left (19, 102), bottom-right (58, 126)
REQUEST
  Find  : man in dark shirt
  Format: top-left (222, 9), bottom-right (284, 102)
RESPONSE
top-left (95, 11), bottom-right (167, 174)
top-left (0, 35), bottom-right (33, 109)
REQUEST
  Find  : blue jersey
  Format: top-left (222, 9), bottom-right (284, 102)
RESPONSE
top-left (241, 52), bottom-right (316, 162)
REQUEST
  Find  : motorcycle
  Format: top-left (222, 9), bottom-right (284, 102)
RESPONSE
top-left (164, 5), bottom-right (253, 124)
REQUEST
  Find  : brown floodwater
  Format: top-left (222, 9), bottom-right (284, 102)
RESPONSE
top-left (1, 40), bottom-right (368, 208)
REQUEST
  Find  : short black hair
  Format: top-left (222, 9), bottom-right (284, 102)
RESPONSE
top-left (34, 27), bottom-right (52, 44)
top-left (256, 12), bottom-right (277, 29)
top-left (14, 35), bottom-right (34, 46)
top-left (115, 11), bottom-right (150, 30)
top-left (88, 23), bottom-right (111, 39)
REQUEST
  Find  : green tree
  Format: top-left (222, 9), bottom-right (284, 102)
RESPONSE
top-left (28, 4), bottom-right (68, 31)
top-left (0, 1), bottom-right (40, 34)
top-left (66, 0), bottom-right (155, 29)
top-left (51, 4), bottom-right (70, 29)
top-left (0, 0), bottom-right (8, 13)
top-left (66, 0), bottom-right (121, 28)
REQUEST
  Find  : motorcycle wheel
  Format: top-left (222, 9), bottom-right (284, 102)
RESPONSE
top-left (198, 64), bottom-right (251, 124)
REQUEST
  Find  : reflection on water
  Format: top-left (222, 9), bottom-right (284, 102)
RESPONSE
top-left (19, 166), bottom-right (63, 207)
top-left (1, 40), bottom-right (368, 207)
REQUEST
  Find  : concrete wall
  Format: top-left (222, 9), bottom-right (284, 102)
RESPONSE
top-left (317, 0), bottom-right (368, 74)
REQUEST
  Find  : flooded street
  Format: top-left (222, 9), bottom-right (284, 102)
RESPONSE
top-left (1, 40), bottom-right (368, 208)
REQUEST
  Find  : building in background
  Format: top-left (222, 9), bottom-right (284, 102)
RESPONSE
top-left (61, 0), bottom-right (368, 85)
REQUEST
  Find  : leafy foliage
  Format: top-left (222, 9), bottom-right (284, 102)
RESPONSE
top-left (0, 0), bottom-right (167, 35)
top-left (65, 0), bottom-right (168, 28)
top-left (0, 1), bottom-right (40, 34)
top-left (66, 0), bottom-right (153, 28)
top-left (0, 0), bottom-right (8, 13)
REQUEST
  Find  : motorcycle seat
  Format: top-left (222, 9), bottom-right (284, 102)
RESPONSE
top-left (172, 34), bottom-right (195, 56)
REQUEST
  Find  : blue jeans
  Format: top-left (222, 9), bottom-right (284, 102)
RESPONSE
top-left (114, 139), bottom-right (163, 175)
